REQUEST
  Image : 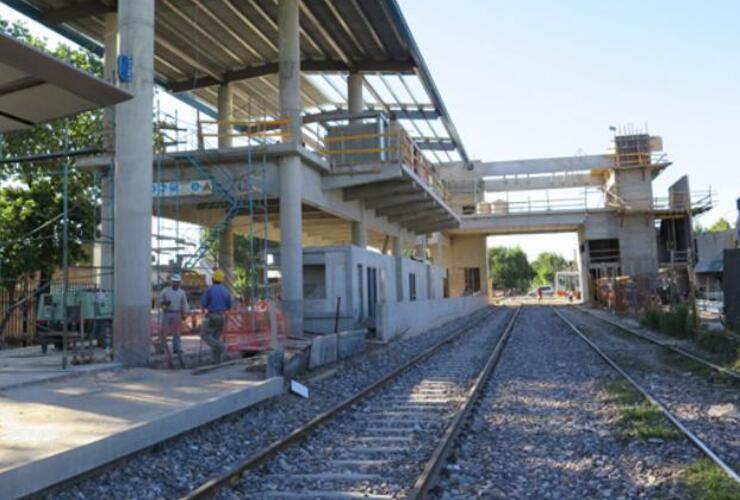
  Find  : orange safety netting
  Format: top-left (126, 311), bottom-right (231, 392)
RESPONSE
top-left (151, 302), bottom-right (287, 352)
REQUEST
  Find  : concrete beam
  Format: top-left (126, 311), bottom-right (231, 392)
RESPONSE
top-left (473, 154), bottom-right (614, 177)
top-left (391, 209), bottom-right (449, 224)
top-left (364, 192), bottom-right (427, 209)
top-left (343, 180), bottom-right (416, 202)
top-left (321, 166), bottom-right (403, 191)
top-left (167, 59), bottom-right (415, 93)
top-left (376, 200), bottom-right (436, 217)
top-left (484, 172), bottom-right (604, 192)
top-left (415, 220), bottom-right (459, 234)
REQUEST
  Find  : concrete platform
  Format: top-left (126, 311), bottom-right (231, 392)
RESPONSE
top-left (0, 364), bottom-right (283, 499)
top-left (0, 346), bottom-right (120, 391)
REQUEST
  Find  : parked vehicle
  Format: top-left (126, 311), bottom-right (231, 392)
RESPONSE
top-left (528, 285), bottom-right (554, 297)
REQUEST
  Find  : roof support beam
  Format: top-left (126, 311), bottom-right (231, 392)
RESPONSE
top-left (167, 60), bottom-right (414, 93)
top-left (416, 139), bottom-right (456, 151)
top-left (42, 1), bottom-right (116, 24)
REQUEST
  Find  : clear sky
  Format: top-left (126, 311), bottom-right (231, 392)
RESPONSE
top-left (1, 1), bottom-right (737, 260)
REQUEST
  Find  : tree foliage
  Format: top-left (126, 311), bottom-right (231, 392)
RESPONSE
top-left (488, 246), bottom-right (533, 291)
top-left (0, 18), bottom-right (102, 298)
top-left (694, 218), bottom-right (733, 235)
top-left (531, 252), bottom-right (571, 287)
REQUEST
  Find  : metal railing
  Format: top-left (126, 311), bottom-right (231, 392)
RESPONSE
top-left (652, 189), bottom-right (715, 213)
top-left (470, 188), bottom-right (715, 217)
top-left (315, 113), bottom-right (449, 202)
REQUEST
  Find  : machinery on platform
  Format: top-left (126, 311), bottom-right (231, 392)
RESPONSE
top-left (36, 288), bottom-right (112, 354)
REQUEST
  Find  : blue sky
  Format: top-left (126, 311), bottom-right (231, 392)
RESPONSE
top-left (1, 1), bottom-right (737, 259)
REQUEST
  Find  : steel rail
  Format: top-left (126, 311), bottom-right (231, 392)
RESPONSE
top-left (407, 306), bottom-right (522, 499)
top-left (182, 306), bottom-right (506, 499)
top-left (576, 306), bottom-right (740, 381)
top-left (552, 307), bottom-right (740, 484)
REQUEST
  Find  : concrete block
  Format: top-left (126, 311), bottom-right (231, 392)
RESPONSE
top-left (284, 348), bottom-right (309, 378)
top-left (309, 334), bottom-right (338, 369)
top-left (338, 329), bottom-right (367, 359)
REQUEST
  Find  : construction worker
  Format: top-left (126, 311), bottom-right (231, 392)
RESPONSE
top-left (200, 269), bottom-right (232, 363)
top-left (158, 273), bottom-right (189, 354)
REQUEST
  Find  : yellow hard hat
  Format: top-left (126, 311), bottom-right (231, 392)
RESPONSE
top-left (213, 270), bottom-right (224, 283)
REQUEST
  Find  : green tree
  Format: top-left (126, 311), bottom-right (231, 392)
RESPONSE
top-left (531, 252), bottom-right (569, 287)
top-left (707, 218), bottom-right (732, 233)
top-left (488, 246), bottom-right (533, 292)
top-left (0, 19), bottom-right (102, 336)
top-left (695, 218), bottom-right (733, 234)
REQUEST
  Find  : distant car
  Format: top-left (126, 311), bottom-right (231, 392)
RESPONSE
top-left (528, 285), bottom-right (554, 297)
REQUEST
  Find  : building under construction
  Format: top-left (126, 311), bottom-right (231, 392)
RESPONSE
top-left (0, 2), bottom-right (723, 497)
top-left (0, 0), bottom-right (714, 364)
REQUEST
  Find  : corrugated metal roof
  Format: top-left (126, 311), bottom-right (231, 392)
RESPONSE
top-left (2, 0), bottom-right (468, 164)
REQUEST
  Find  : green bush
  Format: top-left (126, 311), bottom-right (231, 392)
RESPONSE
top-left (696, 329), bottom-right (739, 363)
top-left (641, 305), bottom-right (661, 330)
top-left (641, 304), bottom-right (693, 338)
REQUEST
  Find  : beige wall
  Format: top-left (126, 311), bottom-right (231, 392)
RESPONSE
top-left (447, 234), bottom-right (489, 298)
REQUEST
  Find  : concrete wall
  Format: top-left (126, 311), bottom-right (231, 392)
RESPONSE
top-left (302, 245), bottom-right (446, 333)
top-left (376, 294), bottom-right (488, 340)
top-left (618, 214), bottom-right (658, 276)
top-left (615, 168), bottom-right (653, 210)
top-left (447, 234), bottom-right (489, 297)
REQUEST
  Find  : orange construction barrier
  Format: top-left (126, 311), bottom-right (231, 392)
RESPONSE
top-left (151, 302), bottom-right (286, 353)
top-left (222, 301), bottom-right (287, 352)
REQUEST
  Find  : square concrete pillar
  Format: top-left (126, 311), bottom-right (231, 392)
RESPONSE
top-left (113, 0), bottom-right (155, 366)
top-left (278, 0), bottom-right (304, 337)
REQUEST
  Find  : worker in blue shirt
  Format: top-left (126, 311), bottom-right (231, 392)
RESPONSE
top-left (200, 269), bottom-right (232, 363)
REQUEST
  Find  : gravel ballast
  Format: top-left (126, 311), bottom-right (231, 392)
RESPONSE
top-left (434, 306), bottom-right (700, 499)
top-left (560, 307), bottom-right (740, 475)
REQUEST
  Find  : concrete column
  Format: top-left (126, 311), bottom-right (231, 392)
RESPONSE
top-left (219, 223), bottom-right (234, 284)
top-left (113, 0), bottom-right (155, 366)
top-left (278, 0), bottom-right (304, 337)
top-left (394, 235), bottom-right (404, 302)
top-left (95, 13), bottom-right (117, 292)
top-left (418, 235), bottom-right (428, 261)
top-left (347, 72), bottom-right (363, 116)
top-left (577, 229), bottom-right (592, 304)
top-left (351, 210), bottom-right (367, 249)
top-left (347, 72), bottom-right (367, 248)
top-left (217, 83), bottom-right (233, 149)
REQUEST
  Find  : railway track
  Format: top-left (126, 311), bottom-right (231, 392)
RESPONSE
top-left (183, 307), bottom-right (521, 499)
top-left (576, 306), bottom-right (740, 382)
top-left (553, 306), bottom-right (740, 485)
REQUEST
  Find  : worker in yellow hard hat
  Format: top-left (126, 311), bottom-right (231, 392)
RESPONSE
top-left (199, 269), bottom-right (232, 363)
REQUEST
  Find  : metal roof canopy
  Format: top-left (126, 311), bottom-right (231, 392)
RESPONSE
top-left (0, 31), bottom-right (131, 132)
top-left (2, 0), bottom-right (468, 164)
